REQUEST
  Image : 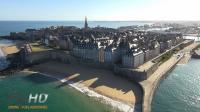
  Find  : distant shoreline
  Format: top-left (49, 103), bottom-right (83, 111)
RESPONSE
top-left (0, 21), bottom-right (152, 36)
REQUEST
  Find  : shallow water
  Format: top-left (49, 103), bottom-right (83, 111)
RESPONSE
top-left (0, 72), bottom-right (114, 112)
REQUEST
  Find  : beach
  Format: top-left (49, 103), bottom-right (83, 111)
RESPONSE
top-left (0, 72), bottom-right (116, 112)
top-left (26, 61), bottom-right (143, 112)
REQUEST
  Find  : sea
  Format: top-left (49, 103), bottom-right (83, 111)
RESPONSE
top-left (0, 21), bottom-right (200, 112)
top-left (0, 21), bottom-right (151, 36)
top-left (152, 59), bottom-right (200, 112)
top-left (0, 72), bottom-right (113, 112)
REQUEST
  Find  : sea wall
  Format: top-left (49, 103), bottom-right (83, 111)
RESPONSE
top-left (26, 50), bottom-right (70, 65)
top-left (75, 60), bottom-right (114, 70)
top-left (26, 50), bottom-right (113, 70)
top-left (113, 62), bottom-right (159, 81)
top-left (141, 40), bottom-right (196, 112)
top-left (141, 55), bottom-right (182, 112)
top-left (27, 50), bottom-right (158, 80)
top-left (113, 40), bottom-right (195, 81)
top-left (113, 65), bottom-right (146, 80)
top-left (26, 51), bottom-right (51, 64)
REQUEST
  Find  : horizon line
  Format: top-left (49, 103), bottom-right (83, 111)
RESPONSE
top-left (0, 20), bottom-right (200, 22)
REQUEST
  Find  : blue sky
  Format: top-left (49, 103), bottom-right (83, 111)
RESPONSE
top-left (0, 0), bottom-right (200, 21)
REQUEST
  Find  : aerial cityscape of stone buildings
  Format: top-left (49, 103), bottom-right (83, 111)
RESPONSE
top-left (2, 17), bottom-right (184, 72)
top-left (39, 18), bottom-right (183, 69)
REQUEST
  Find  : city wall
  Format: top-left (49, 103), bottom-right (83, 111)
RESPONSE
top-left (113, 39), bottom-right (195, 82)
top-left (113, 62), bottom-right (159, 81)
top-left (26, 50), bottom-right (71, 65)
top-left (141, 57), bottom-right (182, 112)
top-left (141, 40), bottom-right (196, 112)
top-left (26, 50), bottom-right (113, 70)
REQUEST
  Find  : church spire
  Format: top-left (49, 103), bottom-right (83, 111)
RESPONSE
top-left (84, 16), bottom-right (88, 29)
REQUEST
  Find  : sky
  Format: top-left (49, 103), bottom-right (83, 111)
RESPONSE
top-left (0, 0), bottom-right (200, 21)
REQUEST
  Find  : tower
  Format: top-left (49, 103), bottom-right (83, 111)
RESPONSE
top-left (84, 16), bottom-right (88, 29)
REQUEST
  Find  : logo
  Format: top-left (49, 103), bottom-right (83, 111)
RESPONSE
top-left (28, 93), bottom-right (48, 103)
top-left (6, 92), bottom-right (49, 110)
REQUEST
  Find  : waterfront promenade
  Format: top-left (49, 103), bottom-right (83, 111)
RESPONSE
top-left (140, 42), bottom-right (199, 112)
top-left (178, 42), bottom-right (199, 64)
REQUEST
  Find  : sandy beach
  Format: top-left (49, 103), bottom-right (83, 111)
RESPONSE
top-left (27, 61), bottom-right (142, 112)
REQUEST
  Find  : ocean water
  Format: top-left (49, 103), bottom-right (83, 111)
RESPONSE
top-left (152, 59), bottom-right (200, 112)
top-left (0, 39), bottom-right (14, 46)
top-left (0, 72), bottom-right (114, 112)
top-left (0, 21), bottom-right (151, 36)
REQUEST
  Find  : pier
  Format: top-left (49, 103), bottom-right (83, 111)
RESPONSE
top-left (139, 41), bottom-right (199, 112)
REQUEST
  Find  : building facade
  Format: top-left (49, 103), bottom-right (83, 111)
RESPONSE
top-left (122, 51), bottom-right (144, 68)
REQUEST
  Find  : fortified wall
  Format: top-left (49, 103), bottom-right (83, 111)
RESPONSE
top-left (114, 39), bottom-right (195, 81)
top-left (26, 50), bottom-right (71, 65)
top-left (114, 62), bottom-right (159, 81)
top-left (26, 40), bottom-right (194, 81)
top-left (26, 50), bottom-right (113, 70)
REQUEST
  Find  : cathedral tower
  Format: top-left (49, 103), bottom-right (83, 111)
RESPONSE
top-left (84, 16), bottom-right (88, 29)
